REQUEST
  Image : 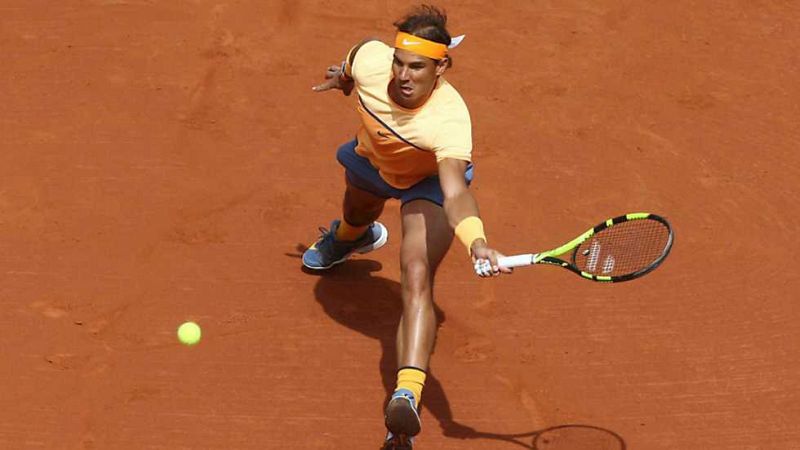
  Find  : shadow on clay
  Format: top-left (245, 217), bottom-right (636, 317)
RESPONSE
top-left (446, 424), bottom-right (627, 449)
top-left (309, 259), bottom-right (627, 449)
top-left (310, 260), bottom-right (461, 430)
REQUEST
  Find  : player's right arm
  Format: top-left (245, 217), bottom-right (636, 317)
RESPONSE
top-left (312, 38), bottom-right (379, 95)
top-left (439, 158), bottom-right (511, 277)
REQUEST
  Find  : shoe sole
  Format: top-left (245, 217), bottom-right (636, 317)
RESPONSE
top-left (384, 396), bottom-right (421, 438)
top-left (303, 222), bottom-right (388, 270)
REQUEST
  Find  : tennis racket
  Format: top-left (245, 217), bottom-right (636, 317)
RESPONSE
top-left (497, 212), bottom-right (673, 282)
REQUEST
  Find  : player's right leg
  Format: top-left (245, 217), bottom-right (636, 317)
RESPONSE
top-left (382, 199), bottom-right (454, 448)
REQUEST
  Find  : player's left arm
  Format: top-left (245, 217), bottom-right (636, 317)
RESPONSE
top-left (311, 38), bottom-right (378, 95)
top-left (438, 158), bottom-right (511, 276)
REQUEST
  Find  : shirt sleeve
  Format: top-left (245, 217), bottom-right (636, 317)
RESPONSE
top-left (349, 41), bottom-right (392, 85)
top-left (432, 106), bottom-right (473, 162)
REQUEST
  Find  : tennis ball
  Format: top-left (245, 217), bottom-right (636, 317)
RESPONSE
top-left (177, 321), bottom-right (201, 346)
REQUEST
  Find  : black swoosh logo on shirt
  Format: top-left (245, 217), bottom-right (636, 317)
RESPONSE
top-left (358, 95), bottom-right (424, 150)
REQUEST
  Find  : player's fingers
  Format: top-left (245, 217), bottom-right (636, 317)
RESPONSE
top-left (486, 251), bottom-right (513, 274)
top-left (477, 258), bottom-right (494, 276)
top-left (493, 253), bottom-right (513, 274)
top-left (474, 259), bottom-right (492, 277)
top-left (485, 253), bottom-right (501, 275)
top-left (324, 65), bottom-right (339, 78)
top-left (312, 79), bottom-right (336, 92)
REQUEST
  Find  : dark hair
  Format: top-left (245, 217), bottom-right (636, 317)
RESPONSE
top-left (394, 5), bottom-right (452, 63)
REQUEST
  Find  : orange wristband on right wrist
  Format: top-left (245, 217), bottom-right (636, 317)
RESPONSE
top-left (454, 216), bottom-right (487, 256)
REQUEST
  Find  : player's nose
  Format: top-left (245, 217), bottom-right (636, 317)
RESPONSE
top-left (397, 66), bottom-right (410, 80)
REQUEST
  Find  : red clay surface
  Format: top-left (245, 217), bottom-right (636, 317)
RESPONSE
top-left (2, 1), bottom-right (799, 449)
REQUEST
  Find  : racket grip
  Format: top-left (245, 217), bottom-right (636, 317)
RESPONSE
top-left (497, 254), bottom-right (535, 268)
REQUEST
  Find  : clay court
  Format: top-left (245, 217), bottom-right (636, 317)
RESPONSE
top-left (2, 1), bottom-right (799, 448)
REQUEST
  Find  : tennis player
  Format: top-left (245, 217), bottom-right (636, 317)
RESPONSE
top-left (303, 5), bottom-right (511, 448)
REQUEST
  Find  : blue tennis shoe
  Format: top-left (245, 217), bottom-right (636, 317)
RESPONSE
top-left (302, 220), bottom-right (388, 270)
top-left (382, 389), bottom-right (420, 449)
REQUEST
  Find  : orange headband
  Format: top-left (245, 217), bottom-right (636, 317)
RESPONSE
top-left (394, 32), bottom-right (448, 60)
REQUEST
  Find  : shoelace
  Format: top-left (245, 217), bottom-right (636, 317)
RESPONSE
top-left (313, 226), bottom-right (339, 254)
top-left (317, 226), bottom-right (332, 238)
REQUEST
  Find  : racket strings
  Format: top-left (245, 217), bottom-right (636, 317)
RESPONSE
top-left (573, 219), bottom-right (671, 277)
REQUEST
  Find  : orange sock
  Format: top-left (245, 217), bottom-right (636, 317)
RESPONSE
top-left (335, 220), bottom-right (368, 241)
top-left (395, 367), bottom-right (427, 407)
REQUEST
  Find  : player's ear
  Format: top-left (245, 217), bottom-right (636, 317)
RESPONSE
top-left (435, 57), bottom-right (449, 76)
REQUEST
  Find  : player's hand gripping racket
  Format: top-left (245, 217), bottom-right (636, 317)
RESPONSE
top-left (498, 213), bottom-right (674, 282)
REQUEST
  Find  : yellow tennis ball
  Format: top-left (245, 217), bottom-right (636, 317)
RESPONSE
top-left (177, 321), bottom-right (201, 346)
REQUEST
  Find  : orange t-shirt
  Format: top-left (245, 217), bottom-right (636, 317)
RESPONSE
top-left (344, 41), bottom-right (473, 189)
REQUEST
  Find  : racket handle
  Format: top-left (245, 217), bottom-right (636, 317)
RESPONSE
top-left (497, 254), bottom-right (536, 268)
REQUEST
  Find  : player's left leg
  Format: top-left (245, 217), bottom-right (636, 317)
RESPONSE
top-left (303, 139), bottom-right (392, 270)
top-left (302, 179), bottom-right (388, 270)
top-left (383, 198), bottom-right (453, 448)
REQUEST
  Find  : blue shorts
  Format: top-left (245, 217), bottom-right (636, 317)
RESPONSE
top-left (336, 140), bottom-right (473, 207)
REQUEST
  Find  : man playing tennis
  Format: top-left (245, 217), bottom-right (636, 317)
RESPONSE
top-left (303, 5), bottom-right (511, 448)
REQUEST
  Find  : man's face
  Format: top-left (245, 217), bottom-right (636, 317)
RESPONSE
top-left (391, 48), bottom-right (447, 108)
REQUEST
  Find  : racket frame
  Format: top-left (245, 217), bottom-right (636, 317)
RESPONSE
top-left (497, 213), bottom-right (673, 283)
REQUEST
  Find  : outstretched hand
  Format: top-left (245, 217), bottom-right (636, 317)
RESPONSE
top-left (312, 64), bottom-right (354, 96)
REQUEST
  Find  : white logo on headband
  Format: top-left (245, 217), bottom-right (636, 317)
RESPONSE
top-left (401, 39), bottom-right (421, 46)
